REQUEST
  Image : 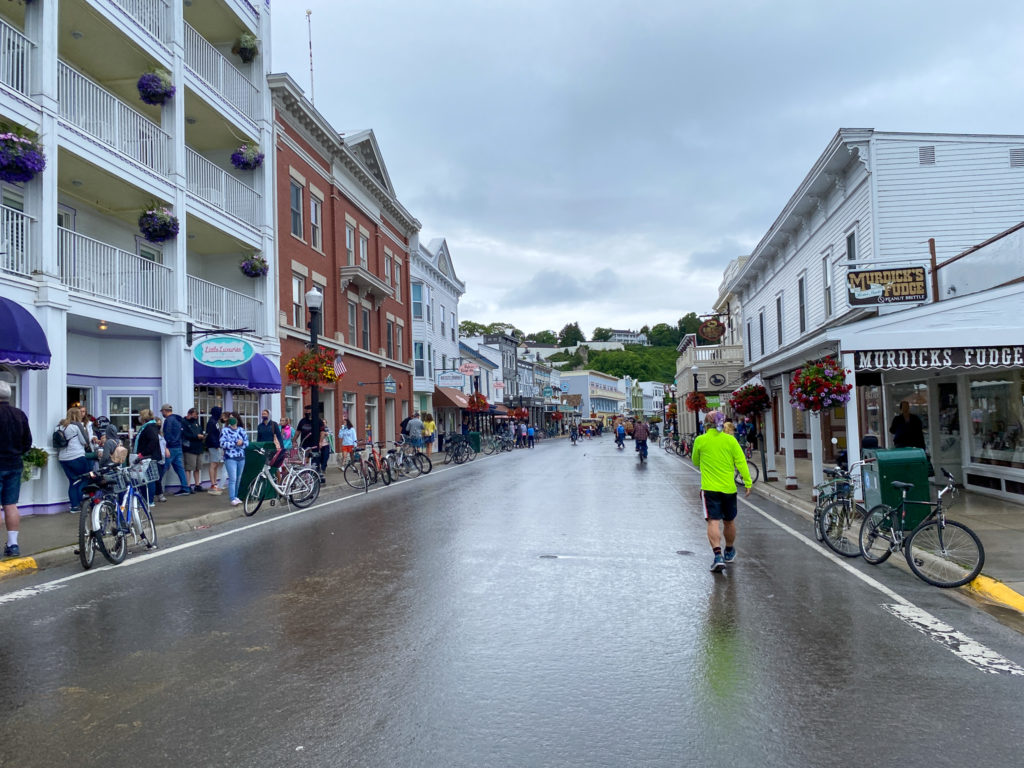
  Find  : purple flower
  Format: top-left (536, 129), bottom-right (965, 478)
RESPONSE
top-left (139, 207), bottom-right (179, 242)
top-left (0, 134), bottom-right (46, 183)
top-left (137, 71), bottom-right (175, 106)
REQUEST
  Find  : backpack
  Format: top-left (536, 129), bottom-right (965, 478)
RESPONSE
top-left (400, 416), bottom-right (411, 437)
top-left (52, 426), bottom-right (69, 450)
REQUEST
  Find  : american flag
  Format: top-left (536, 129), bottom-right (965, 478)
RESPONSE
top-left (334, 354), bottom-right (347, 377)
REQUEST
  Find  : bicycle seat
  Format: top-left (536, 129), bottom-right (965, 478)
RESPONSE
top-left (823, 468), bottom-right (840, 477)
top-left (387, 449), bottom-right (397, 454)
top-left (890, 480), bottom-right (915, 490)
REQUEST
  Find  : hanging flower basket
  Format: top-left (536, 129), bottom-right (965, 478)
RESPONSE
top-left (729, 383), bottom-right (771, 416)
top-left (666, 403), bottom-right (678, 419)
top-left (137, 69), bottom-right (175, 106)
top-left (232, 33), bottom-right (259, 64)
top-left (286, 345), bottom-right (339, 388)
top-left (138, 203), bottom-right (179, 242)
top-left (239, 254), bottom-right (268, 278)
top-left (230, 143), bottom-right (264, 171)
top-left (0, 132), bottom-right (46, 183)
top-left (685, 391), bottom-right (707, 413)
top-left (550, 411), bottom-right (564, 421)
top-left (789, 355), bottom-right (853, 412)
top-left (21, 446), bottom-right (48, 482)
top-left (466, 393), bottom-right (489, 412)
top-left (513, 407), bottom-right (529, 420)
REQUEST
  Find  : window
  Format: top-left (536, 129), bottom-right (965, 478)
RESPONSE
top-left (310, 196), bottom-right (322, 250)
top-left (108, 395), bottom-right (152, 438)
top-left (346, 225), bottom-right (355, 266)
top-left (384, 255), bottom-right (391, 284)
top-left (846, 230), bottom-right (856, 261)
top-left (396, 326), bottom-right (404, 364)
top-left (342, 392), bottom-right (357, 430)
top-left (137, 241), bottom-right (162, 263)
top-left (450, 312), bottom-right (456, 341)
top-left (292, 275), bottom-right (304, 327)
top-left (441, 353), bottom-right (447, 371)
top-left (347, 300), bottom-right (357, 346)
top-left (412, 283), bottom-right (424, 320)
top-left (427, 343), bottom-right (434, 378)
top-left (284, 385), bottom-right (302, 426)
top-left (758, 311), bottom-right (765, 356)
top-left (797, 277), bottom-right (806, 333)
top-left (394, 265), bottom-right (402, 301)
top-left (289, 181), bottom-right (303, 237)
top-left (776, 295), bottom-right (783, 345)
top-left (359, 234), bottom-right (368, 269)
top-left (746, 321), bottom-right (752, 361)
top-left (440, 304), bottom-right (446, 337)
top-left (428, 298), bottom-right (433, 326)
top-left (414, 341), bottom-right (425, 377)
top-left (361, 307), bottom-right (370, 350)
top-left (0, 366), bottom-right (18, 408)
top-left (822, 256), bottom-right (833, 318)
top-left (386, 320), bottom-right (394, 358)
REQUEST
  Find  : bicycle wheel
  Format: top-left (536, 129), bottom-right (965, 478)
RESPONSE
top-left (78, 502), bottom-right (100, 570)
top-left (288, 468), bottom-right (321, 508)
top-left (735, 461), bottom-right (759, 485)
top-left (244, 474), bottom-right (267, 516)
top-left (860, 505), bottom-right (896, 564)
top-left (906, 520), bottom-right (984, 588)
top-left (812, 502), bottom-right (827, 542)
top-left (344, 461), bottom-right (367, 489)
top-left (482, 439), bottom-right (496, 456)
top-left (377, 458), bottom-right (391, 486)
top-left (443, 446), bottom-right (455, 464)
top-left (414, 452), bottom-right (432, 474)
top-left (101, 499), bottom-right (128, 565)
top-left (130, 494), bottom-right (158, 549)
top-left (819, 499), bottom-right (866, 558)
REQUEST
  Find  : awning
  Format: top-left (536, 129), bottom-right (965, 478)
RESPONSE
top-left (0, 297), bottom-right (50, 369)
top-left (194, 353), bottom-right (281, 392)
top-left (433, 386), bottom-right (469, 409)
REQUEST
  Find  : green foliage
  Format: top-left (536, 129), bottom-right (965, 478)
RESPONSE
top-left (586, 345), bottom-right (677, 384)
top-left (591, 327), bottom-right (613, 341)
top-left (459, 320), bottom-right (524, 340)
top-left (557, 322), bottom-right (585, 346)
top-left (526, 330), bottom-right (558, 344)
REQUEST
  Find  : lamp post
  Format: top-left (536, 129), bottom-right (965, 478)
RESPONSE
top-left (305, 287), bottom-right (324, 462)
top-left (691, 364), bottom-right (700, 435)
top-left (668, 384), bottom-right (677, 436)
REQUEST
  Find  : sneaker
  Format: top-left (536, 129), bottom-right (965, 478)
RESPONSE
top-left (193, 485), bottom-right (207, 493)
top-left (3, 544), bottom-right (20, 557)
top-left (173, 489), bottom-right (192, 496)
top-left (723, 547), bottom-right (737, 563)
top-left (230, 498), bottom-right (241, 506)
top-left (208, 488), bottom-right (223, 496)
top-left (710, 554), bottom-right (726, 573)
top-left (158, 494), bottom-right (168, 503)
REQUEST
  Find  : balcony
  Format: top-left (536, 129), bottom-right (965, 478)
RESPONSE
top-left (0, 206), bottom-right (35, 278)
top-left (184, 22), bottom-right (259, 123)
top-left (109, 0), bottom-right (172, 45)
top-left (339, 265), bottom-right (394, 307)
top-left (57, 61), bottom-right (171, 176)
top-left (188, 274), bottom-right (265, 336)
top-left (0, 17), bottom-right (31, 95)
top-left (185, 147), bottom-right (260, 226)
top-left (58, 226), bottom-right (173, 313)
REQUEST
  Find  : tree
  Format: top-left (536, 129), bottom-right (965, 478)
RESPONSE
top-left (592, 327), bottom-right (614, 341)
top-left (677, 312), bottom-right (701, 337)
top-left (459, 320), bottom-right (488, 337)
top-left (526, 330), bottom-right (558, 344)
top-left (647, 322), bottom-right (678, 347)
top-left (557, 322), bottom-right (585, 346)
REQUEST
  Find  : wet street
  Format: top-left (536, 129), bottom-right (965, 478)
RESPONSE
top-left (2, 436), bottom-right (1024, 767)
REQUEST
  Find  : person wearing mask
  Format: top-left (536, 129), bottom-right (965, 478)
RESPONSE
top-left (57, 407), bottom-right (92, 513)
top-left (297, 405), bottom-right (316, 452)
top-left (281, 418), bottom-right (293, 452)
top-left (133, 409), bottom-right (163, 504)
top-left (182, 407), bottom-right (205, 492)
top-left (256, 409), bottom-right (284, 447)
top-left (219, 415), bottom-right (249, 506)
top-left (204, 406), bottom-right (224, 495)
top-left (0, 380), bottom-right (31, 557)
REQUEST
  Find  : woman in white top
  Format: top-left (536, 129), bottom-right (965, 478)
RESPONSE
top-left (57, 407), bottom-right (92, 513)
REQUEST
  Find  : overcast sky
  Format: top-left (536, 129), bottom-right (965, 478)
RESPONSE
top-left (271, 1), bottom-right (1024, 338)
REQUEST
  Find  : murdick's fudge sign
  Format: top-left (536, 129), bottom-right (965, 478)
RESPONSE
top-left (855, 346), bottom-right (1024, 371)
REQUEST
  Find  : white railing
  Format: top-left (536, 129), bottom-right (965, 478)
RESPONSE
top-left (184, 23), bottom-right (260, 121)
top-left (0, 18), bottom-right (31, 95)
top-left (186, 147), bottom-right (261, 225)
top-left (0, 206), bottom-right (35, 277)
top-left (187, 275), bottom-right (265, 336)
top-left (57, 62), bottom-right (171, 176)
top-left (692, 344), bottom-right (745, 363)
top-left (110, 0), bottom-right (172, 44)
top-left (58, 227), bottom-right (172, 313)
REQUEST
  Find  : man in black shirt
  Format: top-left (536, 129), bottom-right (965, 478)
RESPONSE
top-left (0, 381), bottom-right (31, 557)
top-left (889, 401), bottom-right (926, 449)
top-left (296, 405), bottom-right (316, 450)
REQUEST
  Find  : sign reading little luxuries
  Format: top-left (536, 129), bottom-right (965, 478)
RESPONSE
top-left (856, 346), bottom-right (1024, 371)
top-left (847, 267), bottom-right (928, 305)
top-left (193, 337), bottom-right (254, 367)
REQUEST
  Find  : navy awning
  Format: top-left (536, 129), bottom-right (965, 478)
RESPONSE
top-left (0, 297), bottom-right (50, 369)
top-left (193, 353), bottom-right (281, 393)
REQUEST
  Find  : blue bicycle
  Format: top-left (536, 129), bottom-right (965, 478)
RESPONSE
top-left (101, 459), bottom-right (159, 564)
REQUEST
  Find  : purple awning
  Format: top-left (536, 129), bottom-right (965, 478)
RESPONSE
top-left (0, 297), bottom-right (50, 369)
top-left (193, 353), bottom-right (281, 393)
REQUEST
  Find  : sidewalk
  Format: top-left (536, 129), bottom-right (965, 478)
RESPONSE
top-left (750, 453), bottom-right (1024, 614)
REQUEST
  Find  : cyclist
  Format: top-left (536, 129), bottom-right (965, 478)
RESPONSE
top-left (632, 418), bottom-right (650, 460)
top-left (570, 424), bottom-right (579, 445)
top-left (692, 410), bottom-right (752, 573)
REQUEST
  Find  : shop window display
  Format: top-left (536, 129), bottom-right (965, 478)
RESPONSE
top-left (108, 395), bottom-right (152, 437)
top-left (969, 373), bottom-right (1024, 469)
top-left (885, 382), bottom-right (929, 449)
top-left (231, 391), bottom-right (260, 442)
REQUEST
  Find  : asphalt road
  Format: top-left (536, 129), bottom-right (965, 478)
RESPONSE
top-left (1, 437), bottom-right (1023, 768)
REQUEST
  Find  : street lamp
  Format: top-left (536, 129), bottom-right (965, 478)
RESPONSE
top-left (305, 287), bottom-right (324, 462)
top-left (691, 365), bottom-right (700, 435)
top-left (668, 384), bottom-right (677, 436)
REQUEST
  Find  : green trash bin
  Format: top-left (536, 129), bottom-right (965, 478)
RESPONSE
top-left (239, 441), bottom-right (276, 501)
top-left (864, 448), bottom-right (932, 528)
top-left (467, 431), bottom-right (481, 453)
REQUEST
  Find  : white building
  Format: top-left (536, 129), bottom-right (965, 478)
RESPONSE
top-left (0, 1), bottom-right (275, 513)
top-left (640, 381), bottom-right (665, 419)
top-left (609, 329), bottom-right (648, 345)
top-left (409, 237), bottom-right (464, 414)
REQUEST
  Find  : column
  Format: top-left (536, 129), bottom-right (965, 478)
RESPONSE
top-left (810, 411), bottom-right (824, 492)
top-left (29, 294), bottom-right (69, 510)
top-left (841, 351), bottom-right (862, 492)
top-left (782, 398), bottom-right (797, 489)
top-left (763, 407), bottom-right (778, 481)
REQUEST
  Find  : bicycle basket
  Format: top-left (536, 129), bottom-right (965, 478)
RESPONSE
top-left (101, 468), bottom-right (129, 494)
top-left (129, 459), bottom-right (160, 485)
top-left (836, 481), bottom-right (853, 497)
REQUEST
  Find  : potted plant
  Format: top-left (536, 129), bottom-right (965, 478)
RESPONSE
top-left (137, 69), bottom-right (175, 106)
top-left (286, 345), bottom-right (339, 388)
top-left (0, 130), bottom-right (46, 183)
top-left (729, 383), bottom-right (771, 415)
top-left (138, 202), bottom-right (179, 242)
top-left (232, 32), bottom-right (259, 63)
top-left (789, 355), bottom-right (853, 412)
top-left (230, 142), bottom-right (264, 171)
top-left (685, 391), bottom-right (707, 413)
top-left (21, 446), bottom-right (48, 482)
top-left (239, 254), bottom-right (269, 278)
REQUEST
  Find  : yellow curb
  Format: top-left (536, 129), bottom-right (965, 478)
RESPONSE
top-left (969, 574), bottom-right (1024, 614)
top-left (0, 556), bottom-right (38, 580)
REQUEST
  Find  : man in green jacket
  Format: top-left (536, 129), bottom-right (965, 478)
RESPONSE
top-left (692, 410), bottom-right (752, 573)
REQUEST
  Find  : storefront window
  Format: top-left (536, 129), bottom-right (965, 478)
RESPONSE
top-left (861, 385), bottom-right (882, 440)
top-left (885, 382), bottom-right (929, 449)
top-left (108, 395), bottom-right (152, 438)
top-left (342, 392), bottom-right (357, 430)
top-left (0, 366), bottom-right (18, 408)
top-left (934, 381), bottom-right (961, 474)
top-left (969, 373), bottom-right (1024, 469)
top-left (285, 385), bottom-right (302, 426)
top-left (364, 395), bottom-right (378, 443)
top-left (230, 391), bottom-right (260, 442)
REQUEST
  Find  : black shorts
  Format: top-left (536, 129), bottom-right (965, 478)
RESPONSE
top-left (701, 490), bottom-right (738, 522)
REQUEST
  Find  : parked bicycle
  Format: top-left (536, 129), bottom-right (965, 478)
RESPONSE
top-left (386, 438), bottom-right (431, 478)
top-left (812, 458), bottom-right (874, 557)
top-left (75, 466), bottom-right (127, 569)
top-left (859, 468), bottom-right (984, 588)
top-left (342, 443), bottom-right (377, 492)
top-left (80, 459), bottom-right (160, 567)
top-left (443, 434), bottom-right (476, 464)
top-left (243, 446), bottom-right (321, 516)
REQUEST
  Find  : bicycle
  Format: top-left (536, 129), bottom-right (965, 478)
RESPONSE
top-left (243, 446), bottom-right (321, 516)
top-left (75, 466), bottom-right (127, 569)
top-left (387, 438), bottom-right (431, 478)
top-left (443, 434), bottom-right (476, 464)
top-left (678, 432), bottom-right (697, 457)
top-left (90, 459), bottom-right (160, 565)
top-left (342, 444), bottom-right (377, 492)
top-left (734, 458), bottom-right (760, 485)
top-left (813, 458), bottom-right (873, 557)
top-left (859, 468), bottom-right (984, 588)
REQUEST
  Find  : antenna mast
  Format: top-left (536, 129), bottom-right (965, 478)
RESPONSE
top-left (306, 9), bottom-right (315, 104)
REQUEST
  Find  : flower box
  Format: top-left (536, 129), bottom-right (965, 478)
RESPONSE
top-left (137, 70), bottom-right (175, 106)
top-left (231, 143), bottom-right (264, 171)
top-left (0, 133), bottom-right (46, 183)
top-left (789, 356), bottom-right (853, 412)
top-left (139, 204), bottom-right (179, 243)
top-left (239, 255), bottom-right (269, 278)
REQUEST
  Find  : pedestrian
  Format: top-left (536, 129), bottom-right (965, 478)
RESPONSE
top-left (159, 404), bottom-right (191, 495)
top-left (297, 405), bottom-right (316, 454)
top-left (338, 419), bottom-right (357, 462)
top-left (691, 410), bottom-right (752, 573)
top-left (219, 415), bottom-right (248, 506)
top-left (0, 381), bottom-right (31, 557)
top-left (281, 418), bottom-right (293, 452)
top-left (406, 411), bottom-right (425, 449)
top-left (56, 407), bottom-right (92, 514)
top-left (204, 406), bottom-right (224, 495)
top-left (317, 422), bottom-right (331, 477)
top-left (527, 423), bottom-right (535, 448)
top-left (133, 409), bottom-right (163, 504)
top-left (889, 400), bottom-right (926, 449)
top-left (182, 407), bottom-right (206, 492)
top-left (256, 408), bottom-right (283, 446)
top-left (723, 419), bottom-right (735, 436)
top-left (95, 416), bottom-right (125, 469)
top-left (422, 413), bottom-right (436, 455)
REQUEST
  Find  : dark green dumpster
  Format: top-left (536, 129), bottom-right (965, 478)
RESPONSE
top-left (467, 431), bottom-right (481, 453)
top-left (862, 447), bottom-right (932, 528)
top-left (239, 441), bottom-right (276, 501)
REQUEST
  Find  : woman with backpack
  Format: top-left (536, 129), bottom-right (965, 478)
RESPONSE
top-left (56, 407), bottom-right (92, 513)
top-left (133, 409), bottom-right (163, 504)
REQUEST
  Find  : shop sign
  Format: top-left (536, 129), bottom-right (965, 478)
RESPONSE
top-left (543, 386), bottom-right (553, 398)
top-left (855, 346), bottom-right (1024, 371)
top-left (558, 404), bottom-right (575, 412)
top-left (437, 371), bottom-right (465, 387)
top-left (193, 336), bottom-right (254, 367)
top-left (459, 362), bottom-right (479, 375)
top-left (494, 381), bottom-right (505, 390)
top-left (384, 374), bottom-right (397, 394)
top-left (847, 267), bottom-right (928, 305)
top-left (698, 317), bottom-right (726, 343)
top-left (705, 395), bottom-right (721, 409)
